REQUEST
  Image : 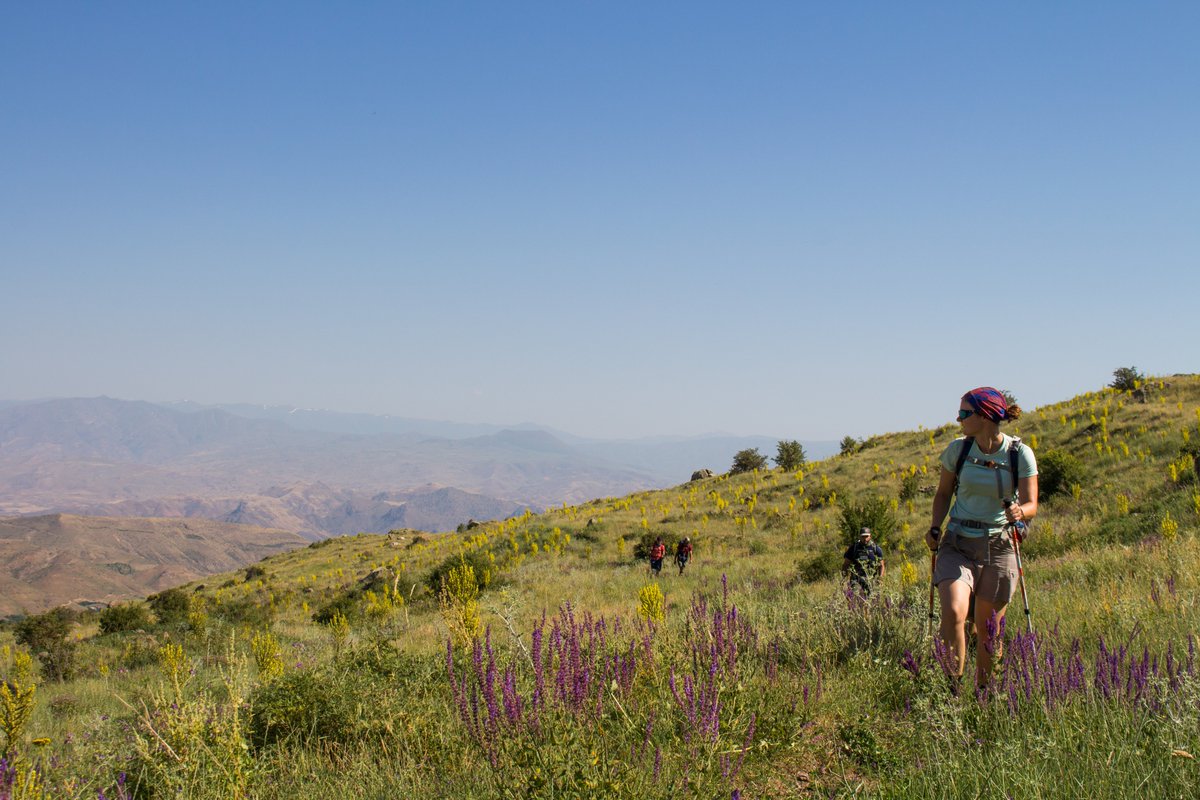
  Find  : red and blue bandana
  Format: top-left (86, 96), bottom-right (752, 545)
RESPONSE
top-left (963, 387), bottom-right (1008, 422)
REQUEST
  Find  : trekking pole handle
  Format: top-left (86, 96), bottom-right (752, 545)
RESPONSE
top-left (1003, 499), bottom-right (1028, 539)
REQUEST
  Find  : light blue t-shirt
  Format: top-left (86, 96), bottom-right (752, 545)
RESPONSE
top-left (939, 434), bottom-right (1037, 538)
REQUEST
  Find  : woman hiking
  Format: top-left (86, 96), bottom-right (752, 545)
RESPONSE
top-left (926, 387), bottom-right (1038, 690)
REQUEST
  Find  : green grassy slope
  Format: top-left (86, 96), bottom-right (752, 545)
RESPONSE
top-left (3, 375), bottom-right (1199, 798)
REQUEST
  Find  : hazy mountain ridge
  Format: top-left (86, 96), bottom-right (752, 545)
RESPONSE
top-left (0, 399), bottom-right (652, 533)
top-left (0, 397), bottom-right (828, 536)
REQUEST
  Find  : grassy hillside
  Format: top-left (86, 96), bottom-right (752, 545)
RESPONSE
top-left (2, 375), bottom-right (1199, 798)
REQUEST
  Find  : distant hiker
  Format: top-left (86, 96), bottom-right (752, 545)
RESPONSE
top-left (649, 537), bottom-right (666, 576)
top-left (842, 527), bottom-right (884, 594)
top-left (927, 387), bottom-right (1038, 689)
top-left (675, 537), bottom-right (693, 575)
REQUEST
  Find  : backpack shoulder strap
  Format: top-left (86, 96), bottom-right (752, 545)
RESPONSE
top-left (1007, 436), bottom-right (1023, 499)
top-left (953, 437), bottom-right (974, 490)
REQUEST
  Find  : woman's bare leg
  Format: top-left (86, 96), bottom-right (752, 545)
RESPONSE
top-left (937, 580), bottom-right (972, 677)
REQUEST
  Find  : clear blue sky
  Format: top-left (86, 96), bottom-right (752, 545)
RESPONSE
top-left (3, 2), bottom-right (1197, 439)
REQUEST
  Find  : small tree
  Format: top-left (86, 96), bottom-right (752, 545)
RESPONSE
top-left (730, 448), bottom-right (768, 475)
top-left (838, 497), bottom-right (897, 546)
top-left (839, 436), bottom-right (860, 456)
top-left (14, 607), bottom-right (77, 681)
top-left (774, 440), bottom-right (807, 471)
top-left (1110, 366), bottom-right (1145, 391)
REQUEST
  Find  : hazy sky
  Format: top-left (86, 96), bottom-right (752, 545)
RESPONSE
top-left (3, 3), bottom-right (1197, 440)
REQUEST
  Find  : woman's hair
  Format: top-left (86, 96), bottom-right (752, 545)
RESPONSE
top-left (1006, 404), bottom-right (1023, 421)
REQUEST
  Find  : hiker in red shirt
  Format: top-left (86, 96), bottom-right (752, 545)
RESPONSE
top-left (649, 537), bottom-right (666, 576)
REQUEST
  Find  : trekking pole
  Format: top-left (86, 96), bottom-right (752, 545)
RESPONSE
top-left (1004, 500), bottom-right (1035, 643)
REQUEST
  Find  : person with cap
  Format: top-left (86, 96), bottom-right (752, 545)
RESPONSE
top-left (842, 527), bottom-right (884, 595)
top-left (675, 536), bottom-right (693, 575)
top-left (926, 387), bottom-right (1038, 689)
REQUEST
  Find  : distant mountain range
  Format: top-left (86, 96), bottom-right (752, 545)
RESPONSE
top-left (0, 513), bottom-right (306, 616)
top-left (0, 397), bottom-right (836, 536)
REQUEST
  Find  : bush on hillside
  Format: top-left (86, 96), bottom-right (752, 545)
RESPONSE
top-left (1110, 366), bottom-right (1145, 391)
top-left (249, 667), bottom-right (392, 750)
top-left (632, 530), bottom-right (684, 560)
top-left (839, 436), bottom-right (860, 456)
top-left (774, 440), bottom-right (807, 471)
top-left (899, 473), bottom-right (920, 502)
top-left (796, 549), bottom-right (842, 583)
top-left (147, 587), bottom-right (192, 626)
top-left (1038, 449), bottom-right (1085, 498)
top-left (729, 448), bottom-right (768, 475)
top-left (14, 607), bottom-right (78, 681)
top-left (98, 602), bottom-right (153, 635)
top-left (838, 497), bottom-right (897, 546)
top-left (425, 550), bottom-right (493, 595)
top-left (211, 596), bottom-right (275, 628)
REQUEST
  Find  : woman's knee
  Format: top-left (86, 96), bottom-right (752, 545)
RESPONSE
top-left (938, 583), bottom-right (971, 623)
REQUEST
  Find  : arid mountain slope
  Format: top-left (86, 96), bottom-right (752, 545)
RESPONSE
top-left (0, 514), bottom-right (307, 615)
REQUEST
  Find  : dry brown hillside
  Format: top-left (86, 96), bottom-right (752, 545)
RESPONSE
top-left (0, 514), bottom-right (306, 615)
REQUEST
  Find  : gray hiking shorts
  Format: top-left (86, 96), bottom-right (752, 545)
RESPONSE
top-left (933, 528), bottom-right (1018, 607)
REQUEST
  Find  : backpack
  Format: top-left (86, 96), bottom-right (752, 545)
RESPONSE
top-left (953, 436), bottom-right (1023, 502)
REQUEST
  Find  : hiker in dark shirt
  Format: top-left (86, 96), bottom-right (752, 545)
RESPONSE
top-left (675, 537), bottom-right (693, 575)
top-left (842, 527), bottom-right (884, 594)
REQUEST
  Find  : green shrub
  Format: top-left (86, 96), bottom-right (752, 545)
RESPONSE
top-left (119, 634), bottom-right (163, 670)
top-left (14, 607), bottom-right (77, 681)
top-left (840, 436), bottom-right (860, 456)
top-left (248, 665), bottom-right (395, 750)
top-left (98, 602), bottom-right (153, 634)
top-left (899, 473), bottom-right (920, 502)
top-left (838, 496), bottom-right (897, 546)
top-left (1038, 449), bottom-right (1085, 498)
top-left (425, 549), bottom-right (493, 595)
top-left (797, 549), bottom-right (842, 583)
top-left (730, 447), bottom-right (768, 474)
top-left (774, 440), bottom-right (807, 471)
top-left (210, 596), bottom-right (275, 628)
top-left (147, 587), bottom-right (192, 626)
top-left (312, 593), bottom-right (360, 626)
top-left (244, 565), bottom-right (267, 582)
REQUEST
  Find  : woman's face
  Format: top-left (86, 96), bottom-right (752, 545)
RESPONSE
top-left (958, 400), bottom-right (982, 434)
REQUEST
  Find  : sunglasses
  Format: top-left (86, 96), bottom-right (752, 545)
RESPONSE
top-left (956, 409), bottom-right (975, 422)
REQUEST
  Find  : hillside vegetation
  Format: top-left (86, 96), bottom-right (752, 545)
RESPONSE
top-left (2, 375), bottom-right (1199, 798)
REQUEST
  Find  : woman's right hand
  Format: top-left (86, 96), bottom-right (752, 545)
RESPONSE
top-left (926, 527), bottom-right (941, 552)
